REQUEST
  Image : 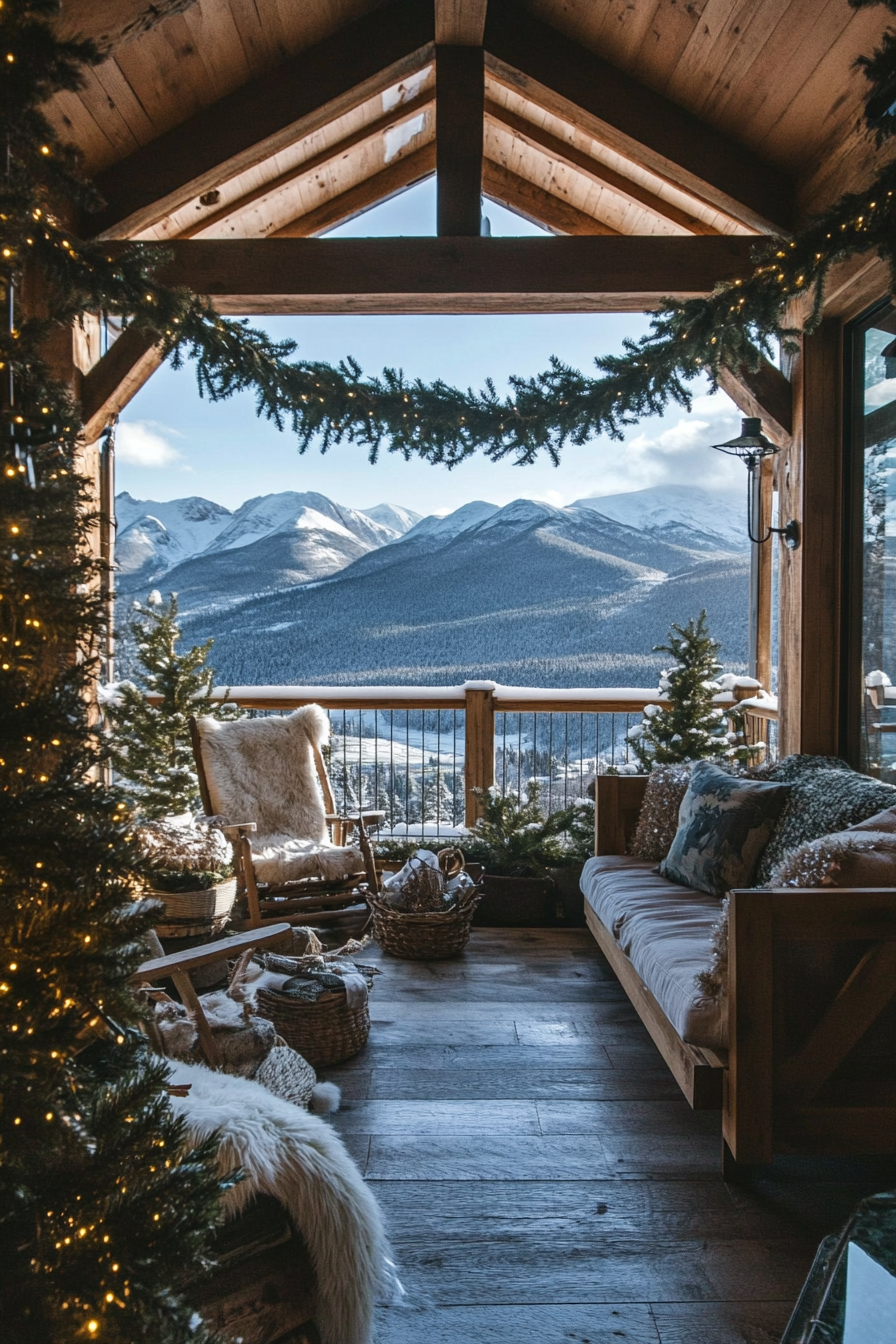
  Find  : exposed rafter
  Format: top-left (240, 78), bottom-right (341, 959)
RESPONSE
top-left (110, 236), bottom-right (758, 315)
top-left (482, 160), bottom-right (618, 236)
top-left (484, 101), bottom-right (728, 238)
top-left (183, 93), bottom-right (435, 241)
top-left (91, 0), bottom-right (435, 239)
top-left (482, 0), bottom-right (794, 234)
top-left (272, 145), bottom-right (436, 239)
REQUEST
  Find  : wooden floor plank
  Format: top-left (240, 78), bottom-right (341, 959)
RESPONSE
top-left (374, 1302), bottom-right (661, 1342)
top-left (317, 929), bottom-right (888, 1341)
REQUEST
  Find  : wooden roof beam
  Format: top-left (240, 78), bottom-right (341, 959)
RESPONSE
top-left (79, 325), bottom-right (164, 444)
top-left (108, 235), bottom-right (758, 315)
top-left (91, 0), bottom-right (435, 239)
top-left (485, 101), bottom-right (726, 237)
top-left (482, 0), bottom-right (794, 234)
top-left (435, 0), bottom-right (488, 46)
top-left (482, 160), bottom-right (619, 236)
top-left (717, 357), bottom-right (793, 447)
top-left (437, 46), bottom-right (484, 236)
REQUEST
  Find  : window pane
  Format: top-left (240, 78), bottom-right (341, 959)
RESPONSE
top-left (860, 309), bottom-right (896, 776)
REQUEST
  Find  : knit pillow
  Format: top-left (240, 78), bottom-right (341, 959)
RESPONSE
top-left (767, 828), bottom-right (896, 888)
top-left (660, 759), bottom-right (791, 898)
top-left (629, 763), bottom-right (692, 861)
top-left (749, 756), bottom-right (896, 884)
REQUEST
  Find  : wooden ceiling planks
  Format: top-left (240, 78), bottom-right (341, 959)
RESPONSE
top-left (272, 143), bottom-right (436, 238)
top-left (481, 160), bottom-right (619, 235)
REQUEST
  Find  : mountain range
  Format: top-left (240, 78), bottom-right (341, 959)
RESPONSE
top-left (114, 485), bottom-right (750, 690)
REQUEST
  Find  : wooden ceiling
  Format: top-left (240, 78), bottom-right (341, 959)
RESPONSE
top-left (50, 0), bottom-right (893, 251)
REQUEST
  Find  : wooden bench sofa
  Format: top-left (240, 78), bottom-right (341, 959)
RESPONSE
top-left (587, 775), bottom-right (896, 1177)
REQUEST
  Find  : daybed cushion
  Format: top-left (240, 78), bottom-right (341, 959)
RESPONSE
top-left (581, 855), bottom-right (727, 1050)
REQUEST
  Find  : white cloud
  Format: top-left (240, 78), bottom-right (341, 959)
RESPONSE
top-left (116, 420), bottom-right (182, 468)
top-left (571, 392), bottom-right (745, 499)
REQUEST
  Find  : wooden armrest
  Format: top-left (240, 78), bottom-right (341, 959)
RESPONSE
top-left (218, 822), bottom-right (257, 839)
top-left (129, 921), bottom-right (291, 983)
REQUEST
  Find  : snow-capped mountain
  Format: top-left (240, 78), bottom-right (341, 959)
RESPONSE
top-left (358, 503), bottom-right (421, 534)
top-left (178, 491), bottom-right (749, 689)
top-left (114, 489), bottom-right (413, 606)
top-left (574, 484), bottom-right (747, 553)
top-left (115, 493), bottom-right (234, 592)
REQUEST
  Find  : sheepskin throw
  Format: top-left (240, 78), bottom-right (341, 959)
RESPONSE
top-left (195, 706), bottom-right (363, 885)
top-left (748, 754), bottom-right (896, 884)
top-left (168, 1059), bottom-right (397, 1344)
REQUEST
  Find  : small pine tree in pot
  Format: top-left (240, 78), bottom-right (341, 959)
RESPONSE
top-left (627, 611), bottom-right (748, 771)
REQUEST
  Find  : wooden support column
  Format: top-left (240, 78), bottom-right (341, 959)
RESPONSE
top-left (777, 320), bottom-right (843, 756)
top-left (437, 45), bottom-right (484, 236)
top-left (464, 684), bottom-right (495, 826)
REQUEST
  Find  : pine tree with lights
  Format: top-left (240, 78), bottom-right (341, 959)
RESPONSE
top-left (108, 592), bottom-right (241, 819)
top-left (628, 612), bottom-right (742, 769)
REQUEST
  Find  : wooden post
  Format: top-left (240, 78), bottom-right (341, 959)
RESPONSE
top-left (464, 684), bottom-right (495, 826)
top-left (777, 320), bottom-right (843, 756)
top-left (436, 45), bottom-right (484, 237)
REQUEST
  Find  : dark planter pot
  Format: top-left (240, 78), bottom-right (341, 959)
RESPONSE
top-left (546, 863), bottom-right (587, 927)
top-left (473, 872), bottom-right (557, 927)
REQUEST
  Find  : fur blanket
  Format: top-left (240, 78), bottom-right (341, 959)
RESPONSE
top-left (168, 1059), bottom-right (395, 1344)
top-left (195, 706), bottom-right (362, 884)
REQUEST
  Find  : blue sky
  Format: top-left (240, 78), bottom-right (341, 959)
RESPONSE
top-left (116, 178), bottom-right (744, 514)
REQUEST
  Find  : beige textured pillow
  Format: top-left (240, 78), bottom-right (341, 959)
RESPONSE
top-left (849, 804), bottom-right (896, 835)
top-left (767, 828), bottom-right (896, 888)
top-left (629, 763), bottom-right (691, 861)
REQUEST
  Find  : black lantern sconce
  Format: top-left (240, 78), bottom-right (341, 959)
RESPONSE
top-left (711, 417), bottom-right (800, 550)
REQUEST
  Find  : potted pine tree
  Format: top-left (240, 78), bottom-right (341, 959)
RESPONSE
top-left (465, 782), bottom-right (593, 926)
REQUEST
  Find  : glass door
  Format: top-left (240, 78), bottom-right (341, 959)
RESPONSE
top-left (851, 303), bottom-right (896, 776)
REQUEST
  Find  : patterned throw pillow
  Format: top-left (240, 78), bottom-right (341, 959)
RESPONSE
top-left (749, 756), bottom-right (896, 884)
top-left (660, 759), bottom-right (791, 898)
top-left (629, 763), bottom-right (692, 861)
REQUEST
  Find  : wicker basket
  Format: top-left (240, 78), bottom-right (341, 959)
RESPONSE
top-left (254, 987), bottom-right (369, 1067)
top-left (150, 877), bottom-right (237, 939)
top-left (368, 882), bottom-right (481, 960)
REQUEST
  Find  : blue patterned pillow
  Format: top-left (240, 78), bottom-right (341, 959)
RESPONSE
top-left (660, 760), bottom-right (791, 897)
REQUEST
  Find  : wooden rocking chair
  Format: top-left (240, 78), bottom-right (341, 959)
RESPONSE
top-left (189, 707), bottom-right (384, 929)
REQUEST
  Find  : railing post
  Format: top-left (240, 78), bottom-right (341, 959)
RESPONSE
top-left (464, 683), bottom-right (495, 826)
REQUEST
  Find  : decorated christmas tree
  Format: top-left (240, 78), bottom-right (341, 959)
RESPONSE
top-left (107, 592), bottom-right (241, 818)
top-left (628, 611), bottom-right (745, 770)
top-left (0, 5), bottom-right (344, 1339)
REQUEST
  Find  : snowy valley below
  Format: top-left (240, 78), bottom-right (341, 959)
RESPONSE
top-left (114, 485), bottom-right (750, 689)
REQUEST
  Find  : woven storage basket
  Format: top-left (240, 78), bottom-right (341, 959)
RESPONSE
top-left (151, 877), bottom-right (237, 939)
top-left (254, 987), bottom-right (369, 1067)
top-left (368, 881), bottom-right (481, 959)
top-left (252, 1037), bottom-right (317, 1109)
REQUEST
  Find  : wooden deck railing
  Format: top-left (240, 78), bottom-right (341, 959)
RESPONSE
top-left (179, 680), bottom-right (779, 830)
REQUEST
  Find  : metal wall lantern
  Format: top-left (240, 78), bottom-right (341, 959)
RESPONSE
top-left (711, 417), bottom-right (800, 550)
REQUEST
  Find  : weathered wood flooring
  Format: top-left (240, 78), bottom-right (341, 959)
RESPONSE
top-left (326, 928), bottom-right (894, 1343)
